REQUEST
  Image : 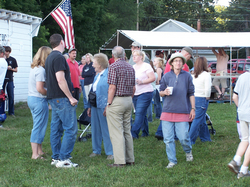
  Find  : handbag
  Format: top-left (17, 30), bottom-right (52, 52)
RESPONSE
top-left (88, 91), bottom-right (97, 107)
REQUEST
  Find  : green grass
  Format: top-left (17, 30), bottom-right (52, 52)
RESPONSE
top-left (0, 99), bottom-right (250, 186)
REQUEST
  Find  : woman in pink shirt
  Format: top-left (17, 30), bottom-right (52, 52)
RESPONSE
top-left (131, 50), bottom-right (155, 139)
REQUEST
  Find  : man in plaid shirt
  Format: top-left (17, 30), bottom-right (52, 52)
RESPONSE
top-left (106, 46), bottom-right (135, 168)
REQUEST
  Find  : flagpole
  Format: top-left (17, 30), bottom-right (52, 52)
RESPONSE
top-left (31, 0), bottom-right (65, 35)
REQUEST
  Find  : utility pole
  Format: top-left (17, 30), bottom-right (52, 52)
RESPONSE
top-left (137, 0), bottom-right (139, 31)
top-left (246, 17), bottom-right (249, 57)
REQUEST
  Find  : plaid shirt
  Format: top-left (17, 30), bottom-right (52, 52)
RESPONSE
top-left (108, 58), bottom-right (135, 96)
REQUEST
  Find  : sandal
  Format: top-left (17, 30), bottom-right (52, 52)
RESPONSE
top-left (217, 94), bottom-right (223, 100)
top-left (32, 155), bottom-right (47, 160)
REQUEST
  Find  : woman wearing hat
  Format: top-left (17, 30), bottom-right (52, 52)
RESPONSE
top-left (159, 52), bottom-right (195, 168)
top-left (189, 57), bottom-right (212, 145)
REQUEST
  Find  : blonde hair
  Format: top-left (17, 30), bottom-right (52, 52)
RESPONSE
top-left (154, 57), bottom-right (164, 69)
top-left (132, 50), bottom-right (145, 62)
top-left (85, 53), bottom-right (93, 62)
top-left (93, 53), bottom-right (109, 69)
top-left (31, 46), bottom-right (52, 68)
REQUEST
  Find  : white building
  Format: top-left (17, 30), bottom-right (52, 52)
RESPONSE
top-left (0, 9), bottom-right (41, 103)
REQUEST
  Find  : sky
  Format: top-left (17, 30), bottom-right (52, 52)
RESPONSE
top-left (215, 0), bottom-right (230, 6)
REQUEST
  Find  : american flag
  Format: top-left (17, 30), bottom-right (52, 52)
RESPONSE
top-left (51, 0), bottom-right (75, 49)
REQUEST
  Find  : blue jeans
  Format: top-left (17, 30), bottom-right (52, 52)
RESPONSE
top-left (48, 98), bottom-right (78, 160)
top-left (162, 121), bottom-right (192, 164)
top-left (146, 90), bottom-right (155, 122)
top-left (91, 106), bottom-right (113, 155)
top-left (154, 89), bottom-right (162, 119)
top-left (28, 96), bottom-right (49, 144)
top-left (155, 121), bottom-right (163, 137)
top-left (147, 90), bottom-right (162, 122)
top-left (131, 92), bottom-right (153, 138)
top-left (146, 101), bottom-right (153, 122)
top-left (80, 79), bottom-right (88, 109)
top-left (189, 97), bottom-right (211, 145)
top-left (4, 81), bottom-right (14, 115)
top-left (155, 96), bottom-right (164, 137)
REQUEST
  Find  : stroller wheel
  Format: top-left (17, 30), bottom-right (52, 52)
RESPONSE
top-left (209, 129), bottom-right (216, 135)
top-left (78, 136), bottom-right (88, 142)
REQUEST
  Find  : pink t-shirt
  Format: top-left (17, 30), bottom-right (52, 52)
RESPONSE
top-left (79, 64), bottom-right (85, 80)
top-left (133, 63), bottom-right (154, 96)
top-left (160, 112), bottom-right (191, 122)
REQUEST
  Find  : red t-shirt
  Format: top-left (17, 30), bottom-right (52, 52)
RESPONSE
top-left (109, 58), bottom-right (115, 65)
top-left (67, 59), bottom-right (80, 88)
top-left (164, 60), bottom-right (190, 74)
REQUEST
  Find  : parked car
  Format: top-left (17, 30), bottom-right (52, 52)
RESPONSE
top-left (208, 59), bottom-right (250, 74)
top-left (208, 59), bottom-right (250, 99)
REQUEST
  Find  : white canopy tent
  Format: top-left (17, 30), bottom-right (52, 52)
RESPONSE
top-left (101, 30), bottom-right (250, 104)
top-left (100, 30), bottom-right (250, 50)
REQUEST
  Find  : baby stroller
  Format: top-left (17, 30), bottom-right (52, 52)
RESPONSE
top-left (206, 113), bottom-right (216, 135)
top-left (77, 108), bottom-right (91, 142)
top-left (0, 90), bottom-right (7, 128)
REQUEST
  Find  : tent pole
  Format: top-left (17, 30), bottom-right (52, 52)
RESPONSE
top-left (116, 30), bottom-right (119, 46)
top-left (230, 47), bottom-right (232, 105)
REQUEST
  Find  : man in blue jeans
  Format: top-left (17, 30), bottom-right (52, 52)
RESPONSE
top-left (45, 34), bottom-right (78, 168)
top-left (3, 46), bottom-right (18, 117)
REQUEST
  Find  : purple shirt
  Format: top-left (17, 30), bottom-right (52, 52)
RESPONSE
top-left (107, 58), bottom-right (135, 96)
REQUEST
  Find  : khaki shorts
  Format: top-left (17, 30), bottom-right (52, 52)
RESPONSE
top-left (212, 78), bottom-right (227, 88)
top-left (240, 120), bottom-right (250, 142)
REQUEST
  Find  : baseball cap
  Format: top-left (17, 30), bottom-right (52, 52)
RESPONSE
top-left (68, 47), bottom-right (77, 53)
top-left (182, 47), bottom-right (194, 59)
top-left (130, 41), bottom-right (141, 48)
top-left (155, 50), bottom-right (164, 55)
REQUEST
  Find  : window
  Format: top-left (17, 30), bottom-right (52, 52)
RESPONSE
top-left (211, 64), bottom-right (216, 69)
top-left (238, 64), bottom-right (244, 71)
top-left (245, 64), bottom-right (250, 72)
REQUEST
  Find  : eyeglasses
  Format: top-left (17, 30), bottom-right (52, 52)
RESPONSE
top-left (173, 60), bottom-right (183, 63)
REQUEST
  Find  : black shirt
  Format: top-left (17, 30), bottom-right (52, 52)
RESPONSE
top-left (5, 56), bottom-right (18, 82)
top-left (45, 50), bottom-right (73, 99)
top-left (82, 62), bottom-right (95, 85)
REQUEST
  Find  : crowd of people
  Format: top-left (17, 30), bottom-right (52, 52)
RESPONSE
top-left (2, 33), bottom-right (249, 177)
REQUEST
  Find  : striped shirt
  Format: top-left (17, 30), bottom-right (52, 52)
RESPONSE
top-left (108, 58), bottom-right (135, 96)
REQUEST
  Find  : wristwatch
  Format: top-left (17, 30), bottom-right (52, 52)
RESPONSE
top-left (191, 108), bottom-right (196, 111)
top-left (107, 103), bottom-right (111, 106)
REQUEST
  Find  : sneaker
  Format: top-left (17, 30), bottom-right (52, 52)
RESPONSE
top-left (237, 171), bottom-right (250, 179)
top-left (166, 162), bottom-right (176, 169)
top-left (186, 151), bottom-right (193, 162)
top-left (106, 155), bottom-right (114, 160)
top-left (56, 159), bottom-right (78, 168)
top-left (51, 159), bottom-right (60, 166)
top-left (0, 124), bottom-right (3, 128)
top-left (228, 160), bottom-right (240, 174)
top-left (89, 153), bottom-right (101, 157)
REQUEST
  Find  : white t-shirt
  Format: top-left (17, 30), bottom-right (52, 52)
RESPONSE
top-left (28, 66), bottom-right (46, 98)
top-left (234, 72), bottom-right (250, 122)
top-left (0, 58), bottom-right (7, 89)
top-left (133, 62), bottom-right (154, 96)
top-left (192, 71), bottom-right (211, 98)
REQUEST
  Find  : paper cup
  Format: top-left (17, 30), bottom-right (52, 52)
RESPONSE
top-left (168, 87), bottom-right (173, 95)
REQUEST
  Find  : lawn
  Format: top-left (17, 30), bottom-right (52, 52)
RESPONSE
top-left (0, 99), bottom-right (249, 187)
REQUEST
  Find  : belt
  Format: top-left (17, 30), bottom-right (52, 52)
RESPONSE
top-left (116, 95), bottom-right (130, 97)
